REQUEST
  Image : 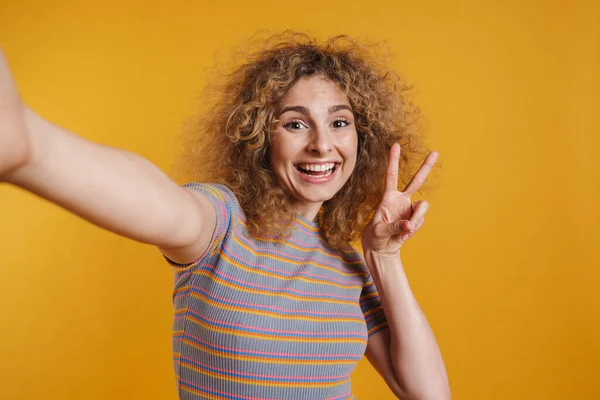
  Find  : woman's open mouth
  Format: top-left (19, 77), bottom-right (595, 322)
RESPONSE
top-left (294, 162), bottom-right (339, 183)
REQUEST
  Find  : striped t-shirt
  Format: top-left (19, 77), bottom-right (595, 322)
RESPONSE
top-left (166, 183), bottom-right (388, 399)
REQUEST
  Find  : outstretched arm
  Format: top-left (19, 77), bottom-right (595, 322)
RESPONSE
top-left (0, 49), bottom-right (214, 264)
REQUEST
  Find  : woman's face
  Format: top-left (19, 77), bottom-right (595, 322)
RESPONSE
top-left (270, 75), bottom-right (358, 219)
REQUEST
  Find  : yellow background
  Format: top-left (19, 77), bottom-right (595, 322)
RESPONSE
top-left (1, 0), bottom-right (598, 399)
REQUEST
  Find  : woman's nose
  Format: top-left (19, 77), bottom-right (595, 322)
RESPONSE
top-left (307, 126), bottom-right (332, 155)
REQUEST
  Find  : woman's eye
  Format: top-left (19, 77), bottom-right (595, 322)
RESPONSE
top-left (332, 119), bottom-right (350, 128)
top-left (284, 120), bottom-right (306, 131)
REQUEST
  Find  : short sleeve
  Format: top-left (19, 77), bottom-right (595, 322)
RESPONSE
top-left (164, 182), bottom-right (236, 269)
top-left (360, 272), bottom-right (389, 338)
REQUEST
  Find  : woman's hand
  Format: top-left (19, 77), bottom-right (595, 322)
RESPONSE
top-left (0, 48), bottom-right (31, 181)
top-left (361, 143), bottom-right (438, 255)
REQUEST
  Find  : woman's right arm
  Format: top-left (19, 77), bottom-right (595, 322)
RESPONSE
top-left (0, 50), bottom-right (215, 265)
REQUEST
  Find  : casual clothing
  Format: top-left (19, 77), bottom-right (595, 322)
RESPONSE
top-left (166, 183), bottom-right (388, 399)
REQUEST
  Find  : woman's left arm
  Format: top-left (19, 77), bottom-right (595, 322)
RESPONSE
top-left (363, 251), bottom-right (450, 400)
top-left (361, 143), bottom-right (450, 399)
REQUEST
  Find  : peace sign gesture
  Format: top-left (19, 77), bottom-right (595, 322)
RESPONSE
top-left (361, 143), bottom-right (439, 255)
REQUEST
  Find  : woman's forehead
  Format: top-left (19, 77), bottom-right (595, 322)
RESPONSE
top-left (278, 76), bottom-right (350, 112)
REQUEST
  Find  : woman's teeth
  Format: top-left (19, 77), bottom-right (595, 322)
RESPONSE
top-left (297, 163), bottom-right (335, 172)
top-left (296, 163), bottom-right (336, 177)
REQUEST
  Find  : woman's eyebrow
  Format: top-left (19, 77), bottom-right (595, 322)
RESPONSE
top-left (279, 104), bottom-right (353, 116)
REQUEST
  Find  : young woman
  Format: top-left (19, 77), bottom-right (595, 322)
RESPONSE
top-left (0, 32), bottom-right (450, 399)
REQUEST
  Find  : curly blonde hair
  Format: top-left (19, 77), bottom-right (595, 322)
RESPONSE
top-left (174, 31), bottom-right (437, 250)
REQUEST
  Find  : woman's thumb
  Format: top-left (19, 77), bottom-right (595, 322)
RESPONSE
top-left (376, 219), bottom-right (411, 237)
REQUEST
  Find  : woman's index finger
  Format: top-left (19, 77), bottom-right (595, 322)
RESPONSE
top-left (384, 143), bottom-right (401, 193)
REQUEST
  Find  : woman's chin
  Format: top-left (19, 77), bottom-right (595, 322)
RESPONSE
top-left (290, 186), bottom-right (338, 204)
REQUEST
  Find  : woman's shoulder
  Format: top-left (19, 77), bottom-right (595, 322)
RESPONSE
top-left (182, 182), bottom-right (236, 201)
top-left (182, 182), bottom-right (242, 210)
top-left (181, 182), bottom-right (246, 227)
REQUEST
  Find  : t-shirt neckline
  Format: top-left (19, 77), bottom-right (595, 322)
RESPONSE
top-left (295, 214), bottom-right (320, 231)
